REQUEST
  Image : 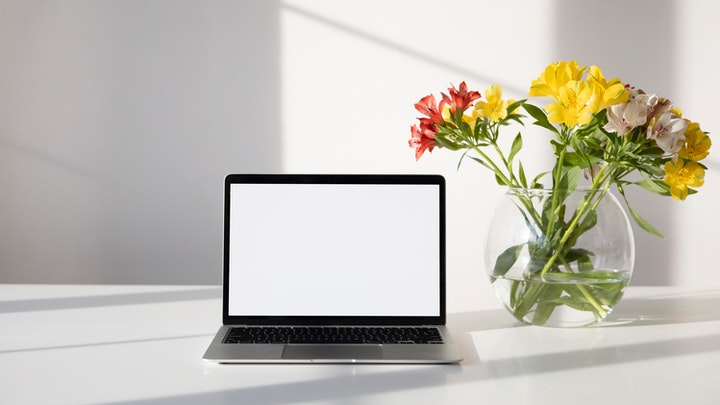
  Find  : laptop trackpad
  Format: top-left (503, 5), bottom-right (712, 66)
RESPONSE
top-left (282, 344), bottom-right (382, 360)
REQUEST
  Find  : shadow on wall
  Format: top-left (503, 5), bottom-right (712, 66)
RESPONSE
top-left (0, 1), bottom-right (282, 284)
top-left (553, 0), bottom-right (676, 285)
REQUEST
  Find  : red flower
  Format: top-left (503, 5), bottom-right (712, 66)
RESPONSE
top-left (410, 93), bottom-right (445, 160)
top-left (414, 94), bottom-right (446, 126)
top-left (409, 83), bottom-right (479, 160)
top-left (409, 124), bottom-right (437, 160)
top-left (442, 81), bottom-right (481, 114)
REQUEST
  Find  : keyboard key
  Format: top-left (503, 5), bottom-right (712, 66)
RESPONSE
top-left (223, 326), bottom-right (443, 344)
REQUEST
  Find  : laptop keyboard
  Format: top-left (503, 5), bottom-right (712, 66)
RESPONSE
top-left (223, 326), bottom-right (444, 344)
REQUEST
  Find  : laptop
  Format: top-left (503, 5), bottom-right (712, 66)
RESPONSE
top-left (203, 174), bottom-right (463, 363)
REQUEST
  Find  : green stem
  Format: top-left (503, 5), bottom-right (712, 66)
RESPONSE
top-left (539, 163), bottom-right (615, 278)
top-left (489, 129), bottom-right (519, 186)
top-left (470, 142), bottom-right (549, 231)
top-left (469, 144), bottom-right (514, 187)
top-left (546, 126), bottom-right (571, 238)
top-left (463, 122), bottom-right (548, 231)
top-left (577, 284), bottom-right (608, 320)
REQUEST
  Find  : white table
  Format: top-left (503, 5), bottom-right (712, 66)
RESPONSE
top-left (1, 284), bottom-right (719, 404)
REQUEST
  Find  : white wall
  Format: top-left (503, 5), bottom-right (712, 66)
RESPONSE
top-left (2, 1), bottom-right (719, 310)
top-left (0, 0), bottom-right (282, 283)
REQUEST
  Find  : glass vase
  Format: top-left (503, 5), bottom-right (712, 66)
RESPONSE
top-left (485, 188), bottom-right (635, 327)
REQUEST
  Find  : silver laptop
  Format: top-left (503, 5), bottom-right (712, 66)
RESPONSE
top-left (203, 174), bottom-right (462, 363)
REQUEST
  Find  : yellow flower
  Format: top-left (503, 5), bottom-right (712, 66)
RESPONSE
top-left (678, 121), bottom-right (711, 162)
top-left (663, 159), bottom-right (705, 200)
top-left (442, 104), bottom-right (478, 127)
top-left (529, 61), bottom-right (616, 127)
top-left (474, 85), bottom-right (514, 122)
top-left (587, 65), bottom-right (629, 112)
top-left (441, 105), bottom-right (451, 121)
top-left (529, 60), bottom-right (585, 102)
top-left (545, 80), bottom-right (595, 127)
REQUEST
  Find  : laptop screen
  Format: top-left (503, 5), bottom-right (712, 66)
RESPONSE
top-left (223, 174), bottom-right (445, 324)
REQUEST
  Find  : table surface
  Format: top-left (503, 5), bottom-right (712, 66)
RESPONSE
top-left (1, 284), bottom-right (719, 404)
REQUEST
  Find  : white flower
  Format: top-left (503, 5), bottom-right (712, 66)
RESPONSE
top-left (647, 112), bottom-right (688, 154)
top-left (603, 90), bottom-right (658, 136)
top-left (604, 104), bottom-right (632, 135)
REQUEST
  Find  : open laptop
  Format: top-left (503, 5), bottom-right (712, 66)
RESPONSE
top-left (203, 174), bottom-right (462, 363)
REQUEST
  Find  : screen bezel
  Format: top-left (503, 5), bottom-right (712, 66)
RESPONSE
top-left (222, 174), bottom-right (446, 326)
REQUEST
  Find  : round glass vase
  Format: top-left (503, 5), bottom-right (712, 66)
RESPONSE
top-left (485, 188), bottom-right (635, 327)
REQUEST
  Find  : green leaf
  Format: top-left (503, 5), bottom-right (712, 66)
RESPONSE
top-left (635, 173), bottom-right (670, 195)
top-left (553, 293), bottom-right (596, 313)
top-left (509, 132), bottom-right (523, 164)
top-left (506, 99), bottom-right (527, 115)
top-left (531, 285), bottom-right (564, 325)
top-left (558, 166), bottom-right (581, 190)
top-left (518, 161), bottom-right (529, 188)
top-left (492, 244), bottom-right (525, 278)
top-left (532, 171), bottom-right (550, 188)
top-left (522, 103), bottom-right (547, 122)
top-left (467, 156), bottom-right (495, 172)
top-left (627, 202), bottom-right (665, 238)
top-left (433, 135), bottom-right (463, 151)
top-left (563, 152), bottom-right (587, 168)
top-left (617, 187), bottom-right (665, 238)
top-left (576, 254), bottom-right (594, 272)
top-left (512, 282), bottom-right (547, 319)
top-left (565, 247), bottom-right (595, 263)
top-left (509, 279), bottom-right (522, 308)
top-left (522, 103), bottom-right (559, 134)
top-left (576, 209), bottom-right (598, 235)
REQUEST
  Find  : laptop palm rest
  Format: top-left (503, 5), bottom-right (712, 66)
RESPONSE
top-left (282, 344), bottom-right (382, 360)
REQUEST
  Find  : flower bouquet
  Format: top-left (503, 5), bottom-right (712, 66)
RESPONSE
top-left (408, 60), bottom-right (711, 326)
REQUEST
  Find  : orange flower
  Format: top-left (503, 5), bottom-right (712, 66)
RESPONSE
top-left (410, 92), bottom-right (447, 160)
top-left (409, 124), bottom-right (437, 160)
top-left (414, 94), bottom-right (446, 129)
top-left (441, 81), bottom-right (481, 114)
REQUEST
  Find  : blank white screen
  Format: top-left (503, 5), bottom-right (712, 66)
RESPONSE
top-left (227, 183), bottom-right (441, 317)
